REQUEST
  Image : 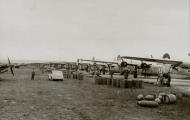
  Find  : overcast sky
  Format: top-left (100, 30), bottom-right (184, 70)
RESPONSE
top-left (0, 0), bottom-right (189, 62)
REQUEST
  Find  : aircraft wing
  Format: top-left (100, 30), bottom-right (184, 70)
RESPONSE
top-left (0, 64), bottom-right (8, 69)
top-left (0, 58), bottom-right (14, 76)
top-left (179, 63), bottom-right (190, 69)
top-left (121, 56), bottom-right (183, 66)
top-left (79, 59), bottom-right (118, 65)
top-left (0, 64), bottom-right (9, 73)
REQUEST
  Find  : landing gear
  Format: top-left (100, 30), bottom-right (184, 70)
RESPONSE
top-left (109, 70), bottom-right (114, 79)
top-left (165, 74), bottom-right (171, 87)
top-left (157, 73), bottom-right (171, 87)
top-left (124, 70), bottom-right (129, 79)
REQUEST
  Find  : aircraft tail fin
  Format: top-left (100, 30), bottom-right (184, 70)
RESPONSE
top-left (163, 53), bottom-right (170, 59)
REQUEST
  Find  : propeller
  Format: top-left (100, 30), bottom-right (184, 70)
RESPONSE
top-left (120, 61), bottom-right (128, 67)
top-left (140, 62), bottom-right (151, 76)
top-left (8, 57), bottom-right (14, 76)
top-left (140, 62), bottom-right (151, 69)
top-left (106, 63), bottom-right (113, 73)
top-left (171, 64), bottom-right (179, 71)
top-left (173, 67), bottom-right (179, 71)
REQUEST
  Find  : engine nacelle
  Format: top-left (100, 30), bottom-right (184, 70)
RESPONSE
top-left (120, 61), bottom-right (128, 67)
top-left (140, 63), bottom-right (151, 69)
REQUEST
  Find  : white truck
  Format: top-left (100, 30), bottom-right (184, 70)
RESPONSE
top-left (48, 70), bottom-right (64, 81)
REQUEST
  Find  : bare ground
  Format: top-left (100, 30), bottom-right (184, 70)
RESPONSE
top-left (0, 67), bottom-right (190, 120)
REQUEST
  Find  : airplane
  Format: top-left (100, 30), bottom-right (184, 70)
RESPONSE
top-left (77, 58), bottom-right (138, 78)
top-left (40, 62), bottom-right (79, 74)
top-left (162, 54), bottom-right (190, 77)
top-left (77, 59), bottom-right (115, 74)
top-left (122, 54), bottom-right (190, 76)
top-left (121, 53), bottom-right (190, 86)
top-left (0, 58), bottom-right (14, 76)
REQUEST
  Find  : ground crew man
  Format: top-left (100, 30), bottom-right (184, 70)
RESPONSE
top-left (86, 65), bottom-right (89, 72)
top-left (133, 66), bottom-right (138, 78)
top-left (166, 72), bottom-right (171, 87)
top-left (157, 73), bottom-right (164, 85)
top-left (124, 70), bottom-right (129, 79)
top-left (100, 65), bottom-right (106, 75)
top-left (109, 66), bottom-right (114, 79)
top-left (123, 66), bottom-right (130, 79)
top-left (31, 69), bottom-right (35, 80)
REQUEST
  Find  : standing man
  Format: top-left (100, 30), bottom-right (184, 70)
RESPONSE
top-left (166, 72), bottom-right (171, 87)
top-left (133, 66), bottom-right (138, 78)
top-left (86, 65), bottom-right (89, 72)
top-left (124, 70), bottom-right (129, 79)
top-left (100, 65), bottom-right (106, 75)
top-left (109, 66), bottom-right (114, 79)
top-left (123, 67), bottom-right (130, 79)
top-left (31, 69), bottom-right (35, 80)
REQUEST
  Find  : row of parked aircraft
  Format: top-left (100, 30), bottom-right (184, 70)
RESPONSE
top-left (77, 53), bottom-right (190, 79)
top-left (1, 53), bottom-right (190, 81)
top-left (76, 53), bottom-right (190, 86)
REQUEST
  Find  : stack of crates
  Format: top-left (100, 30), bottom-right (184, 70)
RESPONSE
top-left (132, 80), bottom-right (139, 88)
top-left (107, 78), bottom-right (112, 85)
top-left (94, 76), bottom-right (143, 89)
top-left (126, 80), bottom-right (133, 88)
top-left (94, 77), bottom-right (107, 85)
top-left (63, 70), bottom-right (73, 79)
top-left (78, 73), bottom-right (84, 80)
top-left (120, 79), bottom-right (127, 88)
top-left (116, 79), bottom-right (120, 88)
top-left (103, 77), bottom-right (107, 85)
top-left (139, 80), bottom-right (143, 88)
top-left (126, 79), bottom-right (143, 88)
top-left (112, 78), bottom-right (117, 87)
top-left (72, 72), bottom-right (84, 80)
top-left (73, 73), bottom-right (77, 79)
top-left (63, 73), bottom-right (69, 79)
top-left (94, 76), bottom-right (100, 85)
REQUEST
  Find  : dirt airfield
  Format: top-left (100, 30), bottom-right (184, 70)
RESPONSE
top-left (0, 67), bottom-right (190, 120)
